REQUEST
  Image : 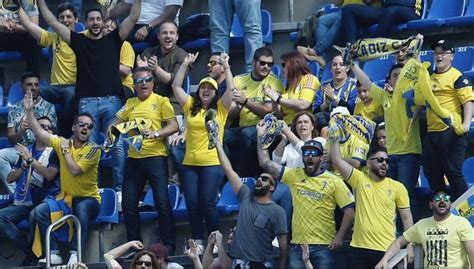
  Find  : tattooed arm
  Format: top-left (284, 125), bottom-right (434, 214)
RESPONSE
top-left (256, 120), bottom-right (283, 179)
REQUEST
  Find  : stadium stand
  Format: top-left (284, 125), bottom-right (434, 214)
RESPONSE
top-left (216, 177), bottom-right (256, 215)
top-left (406, 0), bottom-right (465, 30)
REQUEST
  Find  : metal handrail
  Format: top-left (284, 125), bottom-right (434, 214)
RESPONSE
top-left (45, 214), bottom-right (82, 268)
top-left (385, 249), bottom-right (407, 269)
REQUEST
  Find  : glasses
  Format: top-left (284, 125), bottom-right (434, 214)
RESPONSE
top-left (40, 124), bottom-right (53, 130)
top-left (77, 121), bottom-right (94, 130)
top-left (258, 60), bottom-right (274, 67)
top-left (433, 194), bottom-right (451, 202)
top-left (258, 175), bottom-right (274, 185)
top-left (135, 260), bottom-right (152, 267)
top-left (434, 51), bottom-right (453, 56)
top-left (133, 76), bottom-right (154, 84)
top-left (208, 60), bottom-right (222, 67)
top-left (369, 157), bottom-right (390, 163)
top-left (302, 149), bottom-right (321, 157)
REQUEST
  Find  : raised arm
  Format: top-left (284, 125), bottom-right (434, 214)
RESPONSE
top-left (108, 2), bottom-right (131, 18)
top-left (219, 52), bottom-right (235, 109)
top-left (37, 0), bottom-right (70, 44)
top-left (256, 121), bottom-right (284, 179)
top-left (18, 7), bottom-right (42, 41)
top-left (215, 138), bottom-right (242, 194)
top-left (350, 62), bottom-right (373, 91)
top-left (23, 91), bottom-right (52, 146)
top-left (330, 139), bottom-right (353, 180)
top-left (118, 0), bottom-right (141, 41)
top-left (147, 5), bottom-right (180, 29)
top-left (104, 241), bottom-right (143, 269)
top-left (374, 236), bottom-right (409, 269)
top-left (172, 53), bottom-right (197, 106)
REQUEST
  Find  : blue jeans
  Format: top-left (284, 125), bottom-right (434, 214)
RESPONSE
top-left (169, 141), bottom-right (185, 173)
top-left (289, 243), bottom-right (335, 269)
top-left (208, 0), bottom-right (263, 73)
top-left (0, 147), bottom-right (19, 193)
top-left (122, 157), bottom-right (176, 247)
top-left (126, 24), bottom-right (160, 46)
top-left (78, 96), bottom-right (125, 192)
top-left (0, 204), bottom-right (33, 254)
top-left (224, 126), bottom-right (259, 177)
top-left (181, 165), bottom-right (224, 240)
top-left (315, 11), bottom-right (342, 59)
top-left (30, 197), bottom-right (100, 252)
top-left (40, 84), bottom-right (75, 136)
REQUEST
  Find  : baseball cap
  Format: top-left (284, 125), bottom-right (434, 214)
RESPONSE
top-left (198, 77), bottom-right (218, 90)
top-left (431, 40), bottom-right (454, 53)
top-left (147, 243), bottom-right (170, 261)
top-left (330, 106), bottom-right (350, 118)
top-left (301, 139), bottom-right (324, 153)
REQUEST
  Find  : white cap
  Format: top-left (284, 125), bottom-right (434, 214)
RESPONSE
top-left (330, 106), bottom-right (350, 117)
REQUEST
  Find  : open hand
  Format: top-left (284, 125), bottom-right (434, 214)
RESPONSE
top-left (184, 52), bottom-right (199, 65)
top-left (23, 91), bottom-right (34, 111)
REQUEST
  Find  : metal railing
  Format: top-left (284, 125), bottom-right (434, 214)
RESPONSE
top-left (45, 214), bottom-right (82, 268)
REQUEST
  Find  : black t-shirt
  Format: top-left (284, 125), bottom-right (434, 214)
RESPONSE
top-left (70, 28), bottom-right (123, 98)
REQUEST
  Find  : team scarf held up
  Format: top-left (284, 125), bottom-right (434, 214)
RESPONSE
top-left (106, 118), bottom-right (153, 153)
top-left (338, 35), bottom-right (465, 141)
top-left (328, 114), bottom-right (376, 145)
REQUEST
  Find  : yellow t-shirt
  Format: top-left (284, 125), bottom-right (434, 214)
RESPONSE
top-left (120, 41), bottom-right (135, 91)
top-left (281, 168), bottom-right (354, 244)
top-left (354, 98), bottom-right (384, 120)
top-left (49, 135), bottom-right (101, 202)
top-left (39, 30), bottom-right (76, 85)
top-left (347, 168), bottom-right (409, 251)
top-left (429, 68), bottom-right (473, 132)
top-left (182, 98), bottom-right (229, 166)
top-left (404, 214), bottom-right (474, 268)
top-left (370, 84), bottom-right (421, 155)
top-left (116, 93), bottom-right (175, 158)
top-left (282, 74), bottom-right (320, 124)
top-left (325, 135), bottom-right (369, 176)
top-left (234, 73), bottom-right (284, 127)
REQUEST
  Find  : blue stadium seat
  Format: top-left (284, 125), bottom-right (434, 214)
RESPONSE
top-left (0, 51), bottom-right (23, 62)
top-left (182, 10), bottom-right (272, 50)
top-left (362, 55), bottom-right (395, 82)
top-left (0, 137), bottom-right (12, 149)
top-left (140, 185), bottom-right (181, 222)
top-left (445, 0), bottom-right (474, 27)
top-left (289, 31), bottom-right (297, 42)
top-left (308, 61), bottom-right (320, 78)
top-left (419, 50), bottom-right (434, 69)
top-left (462, 157), bottom-right (474, 187)
top-left (367, 0), bottom-right (428, 33)
top-left (183, 74), bottom-right (191, 94)
top-left (452, 47), bottom-right (474, 78)
top-left (172, 193), bottom-right (188, 219)
top-left (415, 168), bottom-right (431, 198)
top-left (271, 64), bottom-right (282, 78)
top-left (320, 64), bottom-right (332, 83)
top-left (92, 188), bottom-right (119, 225)
top-left (98, 133), bottom-right (112, 167)
top-left (406, 0), bottom-right (465, 30)
top-left (217, 177), bottom-right (256, 215)
top-left (132, 42), bottom-right (153, 54)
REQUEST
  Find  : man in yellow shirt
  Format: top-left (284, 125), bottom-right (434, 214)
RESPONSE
top-left (108, 67), bottom-right (179, 253)
top-left (331, 137), bottom-right (413, 269)
top-left (24, 91), bottom-right (101, 266)
top-left (375, 190), bottom-right (474, 269)
top-left (225, 47), bottom-right (284, 177)
top-left (18, 3), bottom-right (78, 136)
top-left (257, 122), bottom-right (355, 268)
top-left (424, 40), bottom-right (474, 200)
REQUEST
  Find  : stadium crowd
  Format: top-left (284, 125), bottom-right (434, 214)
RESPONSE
top-left (0, 0), bottom-right (473, 268)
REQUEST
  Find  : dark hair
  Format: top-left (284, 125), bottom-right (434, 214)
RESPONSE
top-left (57, 2), bottom-right (77, 19)
top-left (431, 189), bottom-right (449, 200)
top-left (130, 251), bottom-right (161, 269)
top-left (133, 66), bottom-right (153, 77)
top-left (253, 47), bottom-right (273, 61)
top-left (370, 122), bottom-right (386, 148)
top-left (21, 72), bottom-right (40, 85)
top-left (190, 81), bottom-right (219, 117)
top-left (85, 8), bottom-right (103, 21)
top-left (159, 20), bottom-right (178, 31)
top-left (103, 17), bottom-right (118, 27)
top-left (291, 111), bottom-right (316, 139)
top-left (367, 145), bottom-right (387, 158)
top-left (281, 52), bottom-right (310, 90)
top-left (37, 116), bottom-right (57, 134)
top-left (74, 112), bottom-right (95, 124)
top-left (385, 63), bottom-right (404, 83)
top-left (314, 112), bottom-right (330, 133)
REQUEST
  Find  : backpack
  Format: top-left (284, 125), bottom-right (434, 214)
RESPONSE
top-left (178, 13), bottom-right (210, 45)
top-left (294, 10), bottom-right (325, 48)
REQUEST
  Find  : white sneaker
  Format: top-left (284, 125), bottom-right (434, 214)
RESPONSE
top-left (38, 253), bottom-right (63, 265)
top-left (67, 251), bottom-right (78, 266)
top-left (116, 191), bottom-right (122, 212)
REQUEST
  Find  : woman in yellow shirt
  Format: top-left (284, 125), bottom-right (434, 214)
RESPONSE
top-left (172, 52), bottom-right (234, 249)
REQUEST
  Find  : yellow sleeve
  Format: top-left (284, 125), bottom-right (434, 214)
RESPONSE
top-left (346, 167), bottom-right (360, 188)
top-left (454, 75), bottom-right (474, 105)
top-left (298, 74), bottom-right (319, 103)
top-left (459, 218), bottom-right (474, 241)
top-left (217, 99), bottom-right (229, 118)
top-left (403, 221), bottom-right (421, 244)
top-left (182, 97), bottom-right (193, 116)
top-left (48, 135), bottom-right (61, 152)
top-left (395, 182), bottom-right (410, 209)
top-left (77, 146), bottom-right (101, 173)
top-left (116, 101), bottom-right (130, 121)
top-left (120, 41), bottom-right (135, 68)
top-left (369, 83), bottom-right (385, 104)
top-left (350, 140), bottom-right (369, 161)
top-left (334, 178), bottom-right (355, 208)
top-left (161, 97), bottom-right (176, 120)
top-left (39, 30), bottom-right (55, 48)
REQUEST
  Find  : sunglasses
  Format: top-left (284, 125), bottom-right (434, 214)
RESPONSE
top-left (76, 121), bottom-right (94, 130)
top-left (369, 157), bottom-right (390, 163)
top-left (258, 60), bottom-right (274, 67)
top-left (302, 149), bottom-right (321, 157)
top-left (433, 195), bottom-right (451, 202)
top-left (133, 76), bottom-right (154, 84)
top-left (208, 60), bottom-right (222, 67)
top-left (135, 260), bottom-right (152, 267)
top-left (258, 175), bottom-right (274, 185)
top-left (40, 124), bottom-right (53, 131)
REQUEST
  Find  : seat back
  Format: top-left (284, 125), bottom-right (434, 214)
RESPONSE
top-left (462, 157), bottom-right (474, 185)
top-left (452, 47), bottom-right (474, 72)
top-left (271, 64), bottom-right (282, 78)
top-left (230, 10), bottom-right (272, 44)
top-left (143, 184), bottom-right (181, 210)
top-left (362, 55), bottom-right (395, 82)
top-left (96, 188), bottom-right (119, 224)
top-left (308, 61), bottom-right (320, 78)
top-left (6, 81), bottom-right (48, 107)
top-left (217, 177), bottom-right (255, 215)
top-left (426, 0), bottom-right (465, 19)
top-left (320, 65), bottom-right (332, 83)
top-left (464, 0), bottom-right (474, 16)
top-left (419, 50), bottom-right (434, 67)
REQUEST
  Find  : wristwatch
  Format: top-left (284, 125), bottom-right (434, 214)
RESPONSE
top-left (146, 24), bottom-right (153, 32)
top-left (26, 157), bottom-right (34, 165)
top-left (62, 147), bottom-right (70, 155)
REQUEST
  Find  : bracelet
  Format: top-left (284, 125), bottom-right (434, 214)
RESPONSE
top-left (276, 95), bottom-right (282, 104)
top-left (242, 98), bottom-right (248, 106)
top-left (61, 147), bottom-right (70, 155)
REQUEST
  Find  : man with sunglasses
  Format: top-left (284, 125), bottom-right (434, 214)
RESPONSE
top-left (214, 132), bottom-right (288, 269)
top-left (0, 72), bottom-right (57, 194)
top-left (375, 190), bottom-right (474, 269)
top-left (0, 116), bottom-right (59, 266)
top-left (224, 47), bottom-right (284, 177)
top-left (256, 121), bottom-right (355, 268)
top-left (23, 91), bottom-right (101, 266)
top-left (330, 139), bottom-right (413, 269)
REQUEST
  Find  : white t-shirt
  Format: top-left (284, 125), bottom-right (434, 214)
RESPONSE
top-left (124, 0), bottom-right (183, 24)
top-left (167, 262), bottom-right (184, 269)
